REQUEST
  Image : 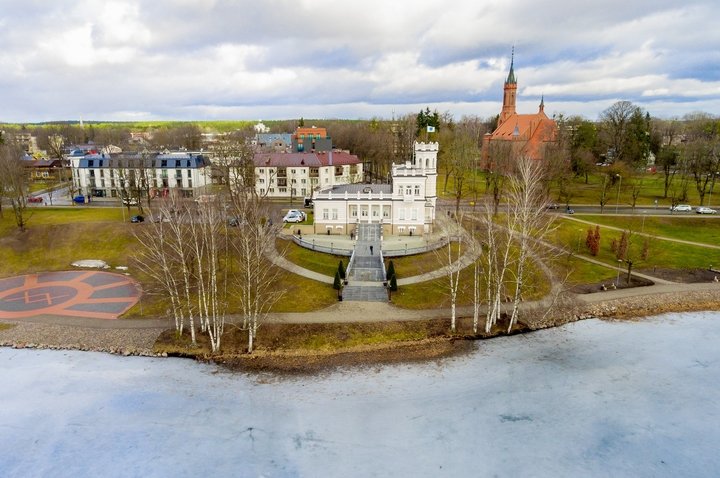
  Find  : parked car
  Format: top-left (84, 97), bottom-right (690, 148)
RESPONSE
top-left (565, 207), bottom-right (575, 215)
top-left (72, 195), bottom-right (86, 204)
top-left (283, 211), bottom-right (304, 223)
top-left (287, 209), bottom-right (306, 220)
top-left (122, 197), bottom-right (138, 206)
top-left (546, 203), bottom-right (559, 210)
top-left (670, 204), bottom-right (692, 212)
top-left (130, 215), bottom-right (144, 223)
top-left (27, 196), bottom-right (43, 203)
top-left (696, 207), bottom-right (717, 214)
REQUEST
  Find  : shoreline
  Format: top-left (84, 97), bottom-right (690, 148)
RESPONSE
top-left (1, 287), bottom-right (719, 372)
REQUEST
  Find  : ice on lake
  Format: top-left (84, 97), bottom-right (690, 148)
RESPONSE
top-left (1, 312), bottom-right (720, 477)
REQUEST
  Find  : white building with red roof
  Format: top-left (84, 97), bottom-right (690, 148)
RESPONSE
top-left (253, 150), bottom-right (362, 199)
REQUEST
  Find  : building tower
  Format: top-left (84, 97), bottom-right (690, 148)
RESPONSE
top-left (498, 49), bottom-right (517, 127)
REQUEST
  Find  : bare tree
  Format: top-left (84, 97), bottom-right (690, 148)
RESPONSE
top-left (0, 142), bottom-right (31, 231)
top-left (228, 194), bottom-right (285, 353)
top-left (504, 156), bottom-right (556, 330)
top-left (434, 212), bottom-right (466, 333)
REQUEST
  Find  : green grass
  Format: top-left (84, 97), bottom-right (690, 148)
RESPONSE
top-left (387, 242), bottom-right (463, 278)
top-left (553, 219), bottom-right (720, 273)
top-left (568, 215), bottom-right (720, 246)
top-left (392, 258), bottom-right (550, 310)
top-left (279, 238), bottom-right (346, 277)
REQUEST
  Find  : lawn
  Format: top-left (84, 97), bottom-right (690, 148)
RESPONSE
top-left (567, 215), bottom-right (720, 246)
top-left (278, 238), bottom-right (346, 277)
top-left (391, 257), bottom-right (550, 310)
top-left (386, 242), bottom-right (463, 278)
top-left (553, 218), bottom-right (720, 273)
top-left (0, 209), bottom-right (340, 316)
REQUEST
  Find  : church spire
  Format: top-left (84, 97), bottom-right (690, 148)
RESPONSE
top-left (506, 46), bottom-right (516, 84)
top-left (539, 94), bottom-right (545, 113)
top-left (499, 48), bottom-right (518, 126)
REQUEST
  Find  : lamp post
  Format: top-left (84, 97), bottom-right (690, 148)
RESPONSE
top-left (616, 259), bottom-right (623, 287)
top-left (615, 174), bottom-right (622, 214)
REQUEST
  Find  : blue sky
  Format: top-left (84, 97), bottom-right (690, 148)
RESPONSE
top-left (1, 0), bottom-right (719, 123)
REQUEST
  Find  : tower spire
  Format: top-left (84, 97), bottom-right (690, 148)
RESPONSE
top-left (506, 46), bottom-right (516, 84)
top-left (539, 94), bottom-right (545, 113)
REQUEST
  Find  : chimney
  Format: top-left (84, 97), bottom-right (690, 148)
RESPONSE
top-left (328, 150), bottom-right (333, 166)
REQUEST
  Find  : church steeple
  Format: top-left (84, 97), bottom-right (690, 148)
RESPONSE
top-left (539, 94), bottom-right (545, 114)
top-left (506, 47), bottom-right (517, 85)
top-left (499, 48), bottom-right (517, 126)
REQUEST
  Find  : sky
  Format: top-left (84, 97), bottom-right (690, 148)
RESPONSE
top-left (1, 0), bottom-right (719, 123)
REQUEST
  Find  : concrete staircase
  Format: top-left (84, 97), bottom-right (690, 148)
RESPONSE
top-left (344, 224), bottom-right (388, 302)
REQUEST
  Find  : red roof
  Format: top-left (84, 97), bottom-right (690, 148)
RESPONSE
top-left (253, 151), bottom-right (360, 168)
top-left (487, 111), bottom-right (557, 160)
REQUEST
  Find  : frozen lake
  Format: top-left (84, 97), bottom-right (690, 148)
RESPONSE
top-left (2, 312), bottom-right (720, 477)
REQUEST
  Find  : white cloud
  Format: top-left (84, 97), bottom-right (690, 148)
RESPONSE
top-left (0, 0), bottom-right (719, 122)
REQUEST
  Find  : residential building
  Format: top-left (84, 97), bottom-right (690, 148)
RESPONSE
top-left (70, 151), bottom-right (211, 200)
top-left (291, 126), bottom-right (332, 152)
top-left (253, 150), bottom-right (362, 199)
top-left (312, 142), bottom-right (438, 236)
top-left (482, 52), bottom-right (558, 167)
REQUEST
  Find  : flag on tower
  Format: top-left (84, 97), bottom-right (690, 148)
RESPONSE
top-left (426, 125), bottom-right (436, 133)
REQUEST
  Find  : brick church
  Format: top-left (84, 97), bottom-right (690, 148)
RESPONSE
top-left (482, 52), bottom-right (558, 166)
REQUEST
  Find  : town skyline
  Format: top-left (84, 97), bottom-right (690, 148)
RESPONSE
top-left (2, 0), bottom-right (719, 123)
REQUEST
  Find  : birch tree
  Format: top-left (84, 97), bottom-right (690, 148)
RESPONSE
top-left (434, 212), bottom-right (467, 333)
top-left (504, 156), bottom-right (556, 331)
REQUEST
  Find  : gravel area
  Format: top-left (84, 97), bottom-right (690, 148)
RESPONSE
top-left (0, 321), bottom-right (164, 356)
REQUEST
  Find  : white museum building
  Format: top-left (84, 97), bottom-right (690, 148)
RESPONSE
top-left (312, 142), bottom-right (438, 236)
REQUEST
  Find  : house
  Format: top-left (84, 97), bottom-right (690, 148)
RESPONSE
top-left (312, 142), bottom-right (438, 236)
top-left (482, 52), bottom-right (557, 167)
top-left (70, 151), bottom-right (211, 200)
top-left (291, 126), bottom-right (332, 152)
top-left (253, 150), bottom-right (362, 199)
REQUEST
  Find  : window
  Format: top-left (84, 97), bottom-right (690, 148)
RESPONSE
top-left (161, 160), bottom-right (167, 167)
top-left (258, 178), bottom-right (265, 184)
top-left (323, 209), bottom-right (329, 220)
top-left (187, 169), bottom-right (191, 178)
top-left (332, 209), bottom-right (338, 220)
top-left (260, 188), bottom-right (265, 194)
top-left (188, 178), bottom-right (192, 188)
top-left (399, 209), bottom-right (405, 220)
top-left (351, 207), bottom-right (358, 217)
top-left (88, 160), bottom-right (94, 167)
top-left (301, 179), bottom-right (306, 184)
top-left (411, 209), bottom-right (417, 220)
top-left (99, 170), bottom-right (105, 178)
top-left (406, 186), bottom-right (412, 195)
top-left (269, 188), bottom-right (274, 193)
top-left (259, 168), bottom-right (264, 173)
top-left (301, 188), bottom-right (306, 195)
top-left (279, 187), bottom-right (287, 193)
top-left (291, 169), bottom-right (296, 174)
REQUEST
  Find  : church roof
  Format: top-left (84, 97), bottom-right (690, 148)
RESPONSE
top-left (488, 111), bottom-right (557, 160)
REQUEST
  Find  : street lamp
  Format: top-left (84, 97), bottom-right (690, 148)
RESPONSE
top-left (616, 259), bottom-right (623, 287)
top-left (615, 174), bottom-right (622, 214)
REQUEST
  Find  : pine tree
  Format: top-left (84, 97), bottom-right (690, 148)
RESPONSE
top-left (333, 270), bottom-right (342, 291)
top-left (389, 274), bottom-right (398, 292)
top-left (338, 260), bottom-right (346, 280)
top-left (386, 260), bottom-right (395, 282)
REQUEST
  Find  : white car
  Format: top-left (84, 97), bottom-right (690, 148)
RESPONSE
top-left (696, 206), bottom-right (717, 214)
top-left (287, 209), bottom-right (306, 220)
top-left (283, 212), bottom-right (304, 223)
top-left (670, 204), bottom-right (692, 212)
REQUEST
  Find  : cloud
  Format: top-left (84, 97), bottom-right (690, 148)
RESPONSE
top-left (0, 0), bottom-right (719, 122)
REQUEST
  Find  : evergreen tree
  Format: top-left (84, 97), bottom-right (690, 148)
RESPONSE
top-left (386, 260), bottom-right (395, 281)
top-left (338, 260), bottom-right (346, 280)
top-left (333, 270), bottom-right (342, 291)
top-left (389, 274), bottom-right (397, 292)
